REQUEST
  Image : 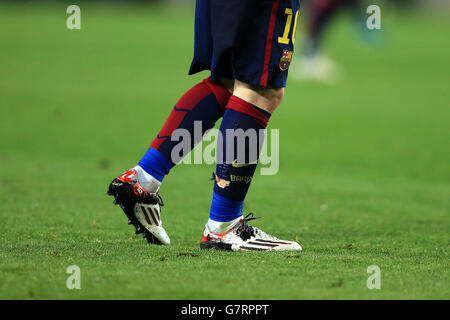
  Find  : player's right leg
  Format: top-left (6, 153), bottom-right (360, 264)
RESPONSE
top-left (108, 0), bottom-right (235, 245)
top-left (108, 77), bottom-right (231, 245)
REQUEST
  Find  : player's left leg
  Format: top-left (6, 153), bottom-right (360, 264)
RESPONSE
top-left (200, 80), bottom-right (301, 251)
top-left (196, 0), bottom-right (301, 251)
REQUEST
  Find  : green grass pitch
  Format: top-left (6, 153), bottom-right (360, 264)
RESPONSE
top-left (0, 3), bottom-right (449, 299)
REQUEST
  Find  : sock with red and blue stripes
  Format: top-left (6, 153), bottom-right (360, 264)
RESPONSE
top-left (209, 95), bottom-right (271, 224)
top-left (138, 78), bottom-right (230, 191)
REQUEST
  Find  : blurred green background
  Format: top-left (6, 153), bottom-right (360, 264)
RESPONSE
top-left (0, 0), bottom-right (449, 299)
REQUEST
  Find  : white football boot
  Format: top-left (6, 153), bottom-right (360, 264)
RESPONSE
top-left (200, 213), bottom-right (302, 251)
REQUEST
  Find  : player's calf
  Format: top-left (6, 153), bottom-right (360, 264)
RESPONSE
top-left (233, 80), bottom-right (285, 113)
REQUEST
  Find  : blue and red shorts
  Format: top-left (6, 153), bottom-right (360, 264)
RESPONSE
top-left (189, 0), bottom-right (301, 88)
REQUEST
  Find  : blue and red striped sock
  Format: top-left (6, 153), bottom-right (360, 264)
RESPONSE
top-left (209, 95), bottom-right (271, 222)
top-left (139, 78), bottom-right (230, 185)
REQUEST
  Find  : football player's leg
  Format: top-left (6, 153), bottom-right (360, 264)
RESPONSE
top-left (107, 78), bottom-right (231, 245)
top-left (136, 77), bottom-right (231, 193)
top-left (202, 81), bottom-right (300, 251)
top-left (208, 80), bottom-right (280, 225)
top-left (199, 0), bottom-right (301, 250)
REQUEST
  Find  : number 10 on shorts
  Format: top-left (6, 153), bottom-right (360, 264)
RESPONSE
top-left (278, 8), bottom-right (299, 45)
